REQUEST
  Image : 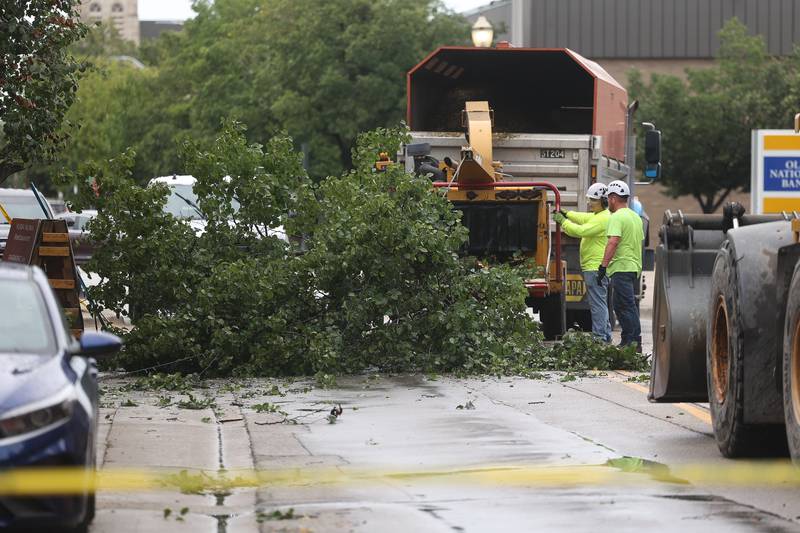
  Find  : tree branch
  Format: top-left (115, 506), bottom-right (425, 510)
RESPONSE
top-left (0, 162), bottom-right (24, 185)
top-left (709, 187), bottom-right (734, 213)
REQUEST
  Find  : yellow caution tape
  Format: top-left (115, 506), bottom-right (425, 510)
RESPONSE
top-left (2, 460), bottom-right (800, 495)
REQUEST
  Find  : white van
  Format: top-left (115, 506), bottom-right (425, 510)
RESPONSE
top-left (148, 175), bottom-right (288, 241)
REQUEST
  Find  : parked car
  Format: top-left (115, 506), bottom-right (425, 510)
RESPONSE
top-left (149, 175), bottom-right (208, 235)
top-left (149, 175), bottom-right (289, 241)
top-left (57, 210), bottom-right (97, 232)
top-left (0, 263), bottom-right (122, 532)
top-left (0, 189), bottom-right (94, 265)
top-left (48, 199), bottom-right (68, 216)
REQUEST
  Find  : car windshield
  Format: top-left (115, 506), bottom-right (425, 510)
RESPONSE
top-left (71, 214), bottom-right (94, 231)
top-left (0, 279), bottom-right (56, 355)
top-left (163, 184), bottom-right (203, 221)
top-left (0, 194), bottom-right (47, 223)
top-left (161, 183), bottom-right (241, 220)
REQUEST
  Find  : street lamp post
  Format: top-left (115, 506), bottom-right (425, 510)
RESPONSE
top-left (471, 16), bottom-right (494, 48)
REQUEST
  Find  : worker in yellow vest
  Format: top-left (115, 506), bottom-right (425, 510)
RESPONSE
top-left (553, 183), bottom-right (611, 342)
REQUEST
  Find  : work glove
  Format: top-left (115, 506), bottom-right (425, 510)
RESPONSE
top-left (552, 211), bottom-right (566, 225)
top-left (597, 265), bottom-right (607, 286)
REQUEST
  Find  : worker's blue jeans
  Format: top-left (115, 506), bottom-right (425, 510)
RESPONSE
top-left (611, 272), bottom-right (641, 347)
top-left (582, 270), bottom-right (611, 343)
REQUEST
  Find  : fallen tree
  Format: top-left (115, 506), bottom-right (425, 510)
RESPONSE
top-left (64, 123), bottom-right (647, 377)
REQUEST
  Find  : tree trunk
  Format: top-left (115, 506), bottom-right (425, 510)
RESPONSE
top-left (708, 188), bottom-right (733, 213)
top-left (694, 188), bottom-right (733, 214)
top-left (334, 134), bottom-right (353, 170)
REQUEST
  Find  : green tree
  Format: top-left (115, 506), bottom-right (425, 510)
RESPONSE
top-left (65, 123), bottom-right (543, 377)
top-left (629, 18), bottom-right (792, 213)
top-left (57, 0), bottom-right (468, 184)
top-left (0, 0), bottom-right (87, 183)
top-left (53, 60), bottom-right (179, 183)
top-left (71, 21), bottom-right (138, 59)
top-left (255, 0), bottom-right (470, 177)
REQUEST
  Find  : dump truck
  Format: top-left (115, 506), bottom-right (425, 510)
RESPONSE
top-left (650, 115), bottom-right (800, 460)
top-left (397, 44), bottom-right (653, 339)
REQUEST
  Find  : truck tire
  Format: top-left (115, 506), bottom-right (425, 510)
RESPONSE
top-left (707, 247), bottom-right (787, 457)
top-left (783, 265), bottom-right (800, 462)
top-left (540, 291), bottom-right (566, 340)
top-left (566, 309), bottom-right (592, 332)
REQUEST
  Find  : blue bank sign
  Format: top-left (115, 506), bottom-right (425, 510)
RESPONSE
top-left (751, 130), bottom-right (800, 214)
top-left (764, 157), bottom-right (800, 191)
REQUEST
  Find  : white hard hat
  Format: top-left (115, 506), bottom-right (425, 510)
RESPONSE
top-left (586, 183), bottom-right (607, 200)
top-left (606, 180), bottom-right (630, 198)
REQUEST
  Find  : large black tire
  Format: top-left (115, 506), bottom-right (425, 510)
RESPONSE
top-left (540, 291), bottom-right (566, 341)
top-left (707, 247), bottom-right (787, 457)
top-left (566, 309), bottom-right (592, 332)
top-left (783, 265), bottom-right (800, 463)
top-left (82, 492), bottom-right (96, 528)
top-left (75, 422), bottom-right (97, 532)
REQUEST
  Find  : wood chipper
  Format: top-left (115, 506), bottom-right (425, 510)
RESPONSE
top-left (395, 44), bottom-right (646, 339)
top-left (650, 113), bottom-right (800, 460)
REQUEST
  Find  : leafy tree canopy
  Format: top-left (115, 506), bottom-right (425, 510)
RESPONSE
top-left (53, 0), bottom-right (469, 186)
top-left (63, 123), bottom-right (549, 377)
top-left (629, 18), bottom-right (795, 213)
top-left (0, 0), bottom-right (87, 183)
top-left (71, 21), bottom-right (139, 59)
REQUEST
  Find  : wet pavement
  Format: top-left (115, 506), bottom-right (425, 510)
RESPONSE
top-left (90, 369), bottom-right (800, 533)
top-left (88, 273), bottom-right (800, 532)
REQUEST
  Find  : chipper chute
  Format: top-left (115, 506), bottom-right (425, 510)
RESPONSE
top-left (418, 97), bottom-right (567, 339)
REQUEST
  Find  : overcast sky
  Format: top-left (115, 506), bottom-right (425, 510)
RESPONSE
top-left (138, 0), bottom-right (490, 20)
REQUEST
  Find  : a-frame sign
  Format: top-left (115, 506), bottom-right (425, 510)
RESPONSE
top-left (2, 218), bottom-right (84, 337)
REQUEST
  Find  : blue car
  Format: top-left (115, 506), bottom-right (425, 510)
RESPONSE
top-left (0, 263), bottom-right (121, 532)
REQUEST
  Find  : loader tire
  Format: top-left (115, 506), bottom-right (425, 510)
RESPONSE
top-left (707, 247), bottom-right (787, 457)
top-left (540, 291), bottom-right (566, 341)
top-left (783, 265), bottom-right (800, 463)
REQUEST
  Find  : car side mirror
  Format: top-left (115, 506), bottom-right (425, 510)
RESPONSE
top-left (65, 218), bottom-right (75, 227)
top-left (644, 128), bottom-right (662, 181)
top-left (74, 331), bottom-right (122, 358)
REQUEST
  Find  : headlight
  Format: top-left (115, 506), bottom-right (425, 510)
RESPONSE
top-left (0, 399), bottom-right (75, 439)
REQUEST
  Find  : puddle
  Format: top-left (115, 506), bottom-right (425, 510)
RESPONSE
top-left (605, 456), bottom-right (689, 484)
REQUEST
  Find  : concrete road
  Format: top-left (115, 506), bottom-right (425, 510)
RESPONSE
top-left (92, 376), bottom-right (800, 532)
top-left (89, 273), bottom-right (800, 532)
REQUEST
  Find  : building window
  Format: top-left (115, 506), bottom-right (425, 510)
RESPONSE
top-left (89, 2), bottom-right (101, 13)
top-left (112, 2), bottom-right (123, 13)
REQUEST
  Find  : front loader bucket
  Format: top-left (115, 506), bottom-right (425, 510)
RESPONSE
top-left (649, 208), bottom-right (795, 403)
top-left (650, 227), bottom-right (724, 402)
